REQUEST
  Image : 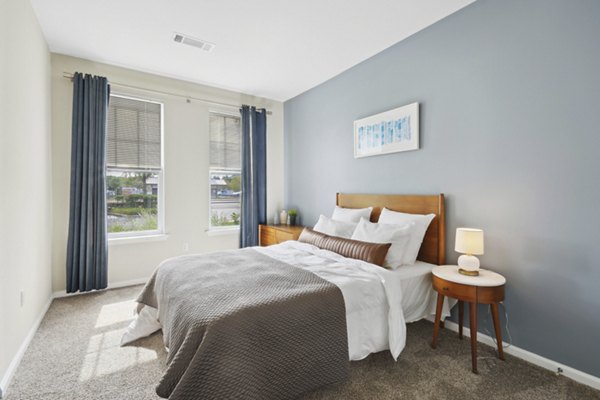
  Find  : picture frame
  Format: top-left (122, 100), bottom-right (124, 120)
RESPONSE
top-left (353, 102), bottom-right (419, 158)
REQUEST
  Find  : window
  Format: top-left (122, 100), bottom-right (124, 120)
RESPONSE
top-left (106, 95), bottom-right (163, 237)
top-left (209, 112), bottom-right (241, 229)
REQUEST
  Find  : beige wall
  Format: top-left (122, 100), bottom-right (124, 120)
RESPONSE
top-left (0, 0), bottom-right (53, 394)
top-left (51, 54), bottom-right (285, 293)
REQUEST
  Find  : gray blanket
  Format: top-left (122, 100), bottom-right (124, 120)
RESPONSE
top-left (137, 248), bottom-right (349, 400)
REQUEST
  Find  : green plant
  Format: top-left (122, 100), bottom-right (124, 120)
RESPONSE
top-left (225, 175), bottom-right (241, 191)
top-left (109, 207), bottom-right (157, 216)
top-left (111, 194), bottom-right (157, 208)
top-left (211, 212), bottom-right (240, 227)
top-left (107, 209), bottom-right (158, 233)
top-left (109, 224), bottom-right (128, 233)
top-left (210, 212), bottom-right (228, 226)
top-left (288, 209), bottom-right (298, 216)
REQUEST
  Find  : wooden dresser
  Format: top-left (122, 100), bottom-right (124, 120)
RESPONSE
top-left (259, 224), bottom-right (305, 246)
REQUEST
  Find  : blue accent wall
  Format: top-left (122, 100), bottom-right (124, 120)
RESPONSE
top-left (284, 0), bottom-right (600, 377)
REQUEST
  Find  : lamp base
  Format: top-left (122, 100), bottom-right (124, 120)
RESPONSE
top-left (457, 254), bottom-right (480, 276)
top-left (458, 268), bottom-right (480, 276)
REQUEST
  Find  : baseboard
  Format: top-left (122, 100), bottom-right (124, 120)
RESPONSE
top-left (0, 297), bottom-right (53, 398)
top-left (440, 319), bottom-right (600, 391)
top-left (52, 277), bottom-right (148, 298)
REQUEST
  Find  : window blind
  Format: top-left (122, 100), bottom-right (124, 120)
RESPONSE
top-left (209, 113), bottom-right (241, 170)
top-left (107, 96), bottom-right (161, 170)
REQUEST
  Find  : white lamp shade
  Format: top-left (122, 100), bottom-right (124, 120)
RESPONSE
top-left (455, 228), bottom-right (484, 255)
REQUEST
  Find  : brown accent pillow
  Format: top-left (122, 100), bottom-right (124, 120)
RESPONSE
top-left (298, 228), bottom-right (391, 267)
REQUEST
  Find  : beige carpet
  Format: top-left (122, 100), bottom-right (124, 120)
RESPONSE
top-left (5, 286), bottom-right (600, 400)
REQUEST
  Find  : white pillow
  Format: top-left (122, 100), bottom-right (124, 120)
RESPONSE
top-left (351, 218), bottom-right (413, 269)
top-left (331, 205), bottom-right (373, 223)
top-left (313, 214), bottom-right (357, 239)
top-left (378, 208), bottom-right (436, 265)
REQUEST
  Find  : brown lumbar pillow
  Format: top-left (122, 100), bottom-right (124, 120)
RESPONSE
top-left (298, 228), bottom-right (392, 267)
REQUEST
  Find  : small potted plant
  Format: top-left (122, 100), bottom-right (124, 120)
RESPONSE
top-left (287, 209), bottom-right (298, 226)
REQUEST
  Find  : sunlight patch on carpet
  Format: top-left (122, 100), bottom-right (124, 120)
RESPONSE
top-left (95, 300), bottom-right (136, 328)
top-left (79, 330), bottom-right (158, 381)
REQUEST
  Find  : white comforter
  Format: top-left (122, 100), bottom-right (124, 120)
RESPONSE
top-left (257, 241), bottom-right (455, 360)
top-left (123, 241), bottom-right (453, 361)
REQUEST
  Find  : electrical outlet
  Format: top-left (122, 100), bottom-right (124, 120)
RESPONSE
top-left (183, 242), bottom-right (189, 252)
top-left (20, 291), bottom-right (24, 307)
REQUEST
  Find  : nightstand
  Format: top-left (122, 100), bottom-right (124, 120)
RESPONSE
top-left (431, 265), bottom-right (506, 373)
top-left (259, 224), bottom-right (305, 246)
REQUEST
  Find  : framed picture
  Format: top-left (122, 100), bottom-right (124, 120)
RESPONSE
top-left (354, 102), bottom-right (419, 158)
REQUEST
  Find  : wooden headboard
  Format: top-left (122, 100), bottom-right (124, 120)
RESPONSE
top-left (336, 193), bottom-right (446, 265)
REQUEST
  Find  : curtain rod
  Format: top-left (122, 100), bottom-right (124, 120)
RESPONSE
top-left (62, 72), bottom-right (272, 115)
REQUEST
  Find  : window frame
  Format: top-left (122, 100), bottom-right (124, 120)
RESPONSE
top-left (208, 108), bottom-right (242, 233)
top-left (106, 93), bottom-right (165, 239)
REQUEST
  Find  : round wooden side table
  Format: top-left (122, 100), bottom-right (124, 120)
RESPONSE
top-left (431, 265), bottom-right (506, 373)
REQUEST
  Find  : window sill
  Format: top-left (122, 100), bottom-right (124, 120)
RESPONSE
top-left (108, 233), bottom-right (168, 246)
top-left (206, 227), bottom-right (240, 237)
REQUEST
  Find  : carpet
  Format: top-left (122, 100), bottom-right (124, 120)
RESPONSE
top-left (4, 286), bottom-right (599, 400)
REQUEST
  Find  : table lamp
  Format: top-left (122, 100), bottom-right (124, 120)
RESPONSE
top-left (455, 228), bottom-right (484, 276)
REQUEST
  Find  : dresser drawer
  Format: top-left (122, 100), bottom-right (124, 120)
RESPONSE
top-left (259, 225), bottom-right (305, 246)
top-left (274, 230), bottom-right (295, 243)
top-left (432, 275), bottom-right (477, 302)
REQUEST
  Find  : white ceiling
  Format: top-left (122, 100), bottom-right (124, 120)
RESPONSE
top-left (31, 0), bottom-right (475, 101)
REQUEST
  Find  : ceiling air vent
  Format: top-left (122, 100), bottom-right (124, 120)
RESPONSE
top-left (173, 33), bottom-right (215, 52)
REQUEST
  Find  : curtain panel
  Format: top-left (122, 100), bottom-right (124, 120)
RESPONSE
top-left (66, 73), bottom-right (110, 293)
top-left (240, 105), bottom-right (267, 247)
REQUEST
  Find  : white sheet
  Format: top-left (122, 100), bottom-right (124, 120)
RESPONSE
top-left (123, 241), bottom-right (454, 361)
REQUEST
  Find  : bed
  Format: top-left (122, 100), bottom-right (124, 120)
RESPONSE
top-left (123, 193), bottom-right (452, 399)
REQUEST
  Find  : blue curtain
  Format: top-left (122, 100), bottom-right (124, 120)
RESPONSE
top-left (66, 73), bottom-right (110, 293)
top-left (240, 105), bottom-right (267, 247)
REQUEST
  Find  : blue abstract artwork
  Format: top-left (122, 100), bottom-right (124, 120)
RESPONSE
top-left (354, 103), bottom-right (419, 158)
